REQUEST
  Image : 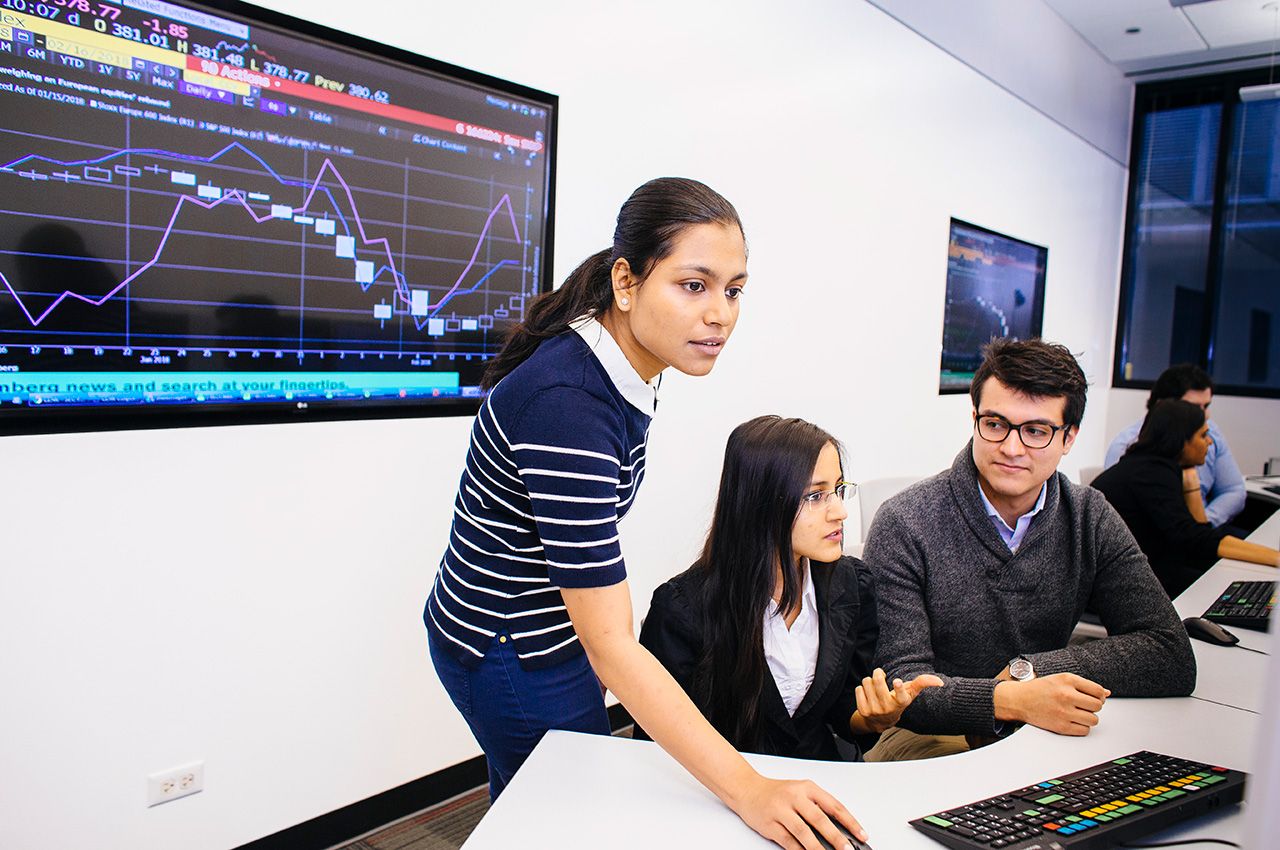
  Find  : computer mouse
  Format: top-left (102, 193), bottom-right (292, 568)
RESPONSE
top-left (1183, 616), bottom-right (1240, 647)
top-left (816, 826), bottom-right (873, 850)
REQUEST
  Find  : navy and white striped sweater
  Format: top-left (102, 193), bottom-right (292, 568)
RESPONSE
top-left (425, 323), bottom-right (654, 669)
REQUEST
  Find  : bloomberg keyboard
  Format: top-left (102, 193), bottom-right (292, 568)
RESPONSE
top-left (1202, 580), bottom-right (1276, 631)
top-left (910, 750), bottom-right (1246, 849)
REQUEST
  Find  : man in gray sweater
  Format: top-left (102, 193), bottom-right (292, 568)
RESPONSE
top-left (864, 338), bottom-right (1195, 758)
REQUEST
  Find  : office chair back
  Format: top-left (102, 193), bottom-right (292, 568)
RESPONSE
top-left (854, 475), bottom-right (925, 545)
top-left (1079, 465), bottom-right (1104, 486)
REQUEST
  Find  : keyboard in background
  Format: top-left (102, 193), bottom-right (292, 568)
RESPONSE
top-left (1202, 580), bottom-right (1275, 632)
top-left (910, 750), bottom-right (1246, 849)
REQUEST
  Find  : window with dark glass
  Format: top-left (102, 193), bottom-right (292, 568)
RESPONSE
top-left (1115, 71), bottom-right (1280, 397)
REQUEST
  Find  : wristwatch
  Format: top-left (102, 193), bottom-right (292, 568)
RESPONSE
top-left (1009, 655), bottom-right (1036, 682)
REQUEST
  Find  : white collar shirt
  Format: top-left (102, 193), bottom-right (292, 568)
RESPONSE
top-left (762, 560), bottom-right (820, 717)
top-left (572, 317), bottom-right (658, 417)
top-left (978, 482), bottom-right (1048, 552)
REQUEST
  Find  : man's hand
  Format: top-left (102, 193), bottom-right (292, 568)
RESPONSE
top-left (993, 673), bottom-right (1110, 736)
top-left (852, 668), bottom-right (945, 734)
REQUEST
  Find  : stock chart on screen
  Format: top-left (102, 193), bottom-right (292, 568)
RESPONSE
top-left (939, 218), bottom-right (1047, 394)
top-left (0, 0), bottom-right (555, 431)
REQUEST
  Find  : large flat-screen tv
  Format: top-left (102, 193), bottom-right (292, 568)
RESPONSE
top-left (939, 218), bottom-right (1047, 394)
top-left (0, 0), bottom-right (555, 433)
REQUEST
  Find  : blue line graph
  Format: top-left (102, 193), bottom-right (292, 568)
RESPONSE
top-left (0, 0), bottom-right (551, 416)
top-left (3, 142), bottom-right (359, 239)
top-left (429, 259), bottom-right (518, 315)
top-left (0, 142), bottom-right (526, 336)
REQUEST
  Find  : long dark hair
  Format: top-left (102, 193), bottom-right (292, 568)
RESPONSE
top-left (1147, 363), bottom-right (1213, 410)
top-left (1127, 399), bottom-right (1205, 461)
top-left (691, 415), bottom-right (842, 749)
top-left (481, 177), bottom-right (743, 389)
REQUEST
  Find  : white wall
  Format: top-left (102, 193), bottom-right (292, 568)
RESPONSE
top-left (0, 2), bottom-right (1134, 848)
top-left (867, 0), bottom-right (1133, 165)
top-left (1104, 388), bottom-right (1280, 476)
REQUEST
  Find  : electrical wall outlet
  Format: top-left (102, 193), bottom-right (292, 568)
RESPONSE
top-left (146, 761), bottom-right (204, 807)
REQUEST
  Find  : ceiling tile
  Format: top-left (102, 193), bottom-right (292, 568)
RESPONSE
top-left (1043, 0), bottom-right (1176, 18)
top-left (1183, 0), bottom-right (1280, 48)
top-left (1048, 7), bottom-right (1209, 61)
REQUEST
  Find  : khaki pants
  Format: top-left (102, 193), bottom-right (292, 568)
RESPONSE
top-left (863, 726), bottom-right (971, 762)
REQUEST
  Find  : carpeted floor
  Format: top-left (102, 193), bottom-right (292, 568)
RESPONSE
top-left (332, 786), bottom-right (490, 850)
top-left (333, 724), bottom-right (633, 850)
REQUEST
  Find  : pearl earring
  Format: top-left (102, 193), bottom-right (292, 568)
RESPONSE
top-left (620, 298), bottom-right (629, 306)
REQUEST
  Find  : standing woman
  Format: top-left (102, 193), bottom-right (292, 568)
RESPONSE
top-left (425, 178), bottom-right (868, 849)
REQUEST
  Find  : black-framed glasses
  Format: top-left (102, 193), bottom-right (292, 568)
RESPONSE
top-left (974, 415), bottom-right (1070, 450)
top-left (799, 481), bottom-right (857, 512)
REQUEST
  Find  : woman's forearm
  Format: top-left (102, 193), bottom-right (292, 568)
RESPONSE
top-left (1184, 487), bottom-right (1208, 523)
top-left (1218, 535), bottom-right (1280, 567)
top-left (584, 632), bottom-right (759, 806)
top-left (561, 584), bottom-right (758, 808)
top-left (562, 583), bottom-right (869, 848)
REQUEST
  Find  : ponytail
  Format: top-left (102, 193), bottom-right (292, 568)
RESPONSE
top-left (481, 249), bottom-right (612, 390)
top-left (481, 177), bottom-right (743, 390)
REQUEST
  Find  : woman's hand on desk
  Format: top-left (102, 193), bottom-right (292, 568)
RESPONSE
top-left (729, 774), bottom-right (868, 850)
top-left (993, 673), bottom-right (1110, 736)
top-left (850, 668), bottom-right (944, 735)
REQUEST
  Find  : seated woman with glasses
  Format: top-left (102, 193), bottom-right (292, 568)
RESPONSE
top-left (636, 415), bottom-right (942, 760)
top-left (1092, 399), bottom-right (1280, 599)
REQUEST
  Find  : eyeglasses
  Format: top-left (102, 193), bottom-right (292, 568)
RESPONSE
top-left (975, 415), bottom-right (1070, 450)
top-left (800, 481), bottom-right (857, 512)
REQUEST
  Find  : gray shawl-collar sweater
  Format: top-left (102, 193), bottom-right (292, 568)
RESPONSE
top-left (864, 442), bottom-right (1196, 736)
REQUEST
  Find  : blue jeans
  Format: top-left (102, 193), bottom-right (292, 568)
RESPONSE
top-left (429, 632), bottom-right (610, 799)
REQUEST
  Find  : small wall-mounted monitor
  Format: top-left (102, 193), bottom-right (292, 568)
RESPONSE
top-left (939, 218), bottom-right (1047, 394)
top-left (0, 0), bottom-right (555, 434)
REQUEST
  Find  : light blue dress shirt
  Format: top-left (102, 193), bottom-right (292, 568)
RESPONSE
top-left (1103, 418), bottom-right (1245, 528)
top-left (978, 482), bottom-right (1048, 552)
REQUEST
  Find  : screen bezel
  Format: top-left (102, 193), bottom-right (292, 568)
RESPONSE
top-left (0, 0), bottom-right (557, 436)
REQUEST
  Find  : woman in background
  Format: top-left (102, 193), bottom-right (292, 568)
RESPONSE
top-left (1092, 399), bottom-right (1279, 598)
top-left (425, 180), bottom-right (870, 849)
top-left (639, 415), bottom-right (941, 761)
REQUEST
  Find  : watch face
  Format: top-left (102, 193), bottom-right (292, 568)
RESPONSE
top-left (1010, 658), bottom-right (1034, 681)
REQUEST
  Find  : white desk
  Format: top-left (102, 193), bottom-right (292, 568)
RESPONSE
top-left (463, 502), bottom-right (1280, 850)
top-left (1245, 476), bottom-right (1280, 508)
top-left (1175, 508), bottom-right (1278, 714)
top-left (1175, 562), bottom-right (1272, 713)
top-left (465, 698), bottom-right (1255, 849)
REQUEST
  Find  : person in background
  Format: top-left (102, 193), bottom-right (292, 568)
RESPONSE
top-left (1103, 364), bottom-right (1244, 528)
top-left (865, 338), bottom-right (1195, 762)
top-left (1092, 400), bottom-right (1280, 599)
top-left (425, 178), bottom-right (869, 849)
top-left (638, 415), bottom-right (941, 761)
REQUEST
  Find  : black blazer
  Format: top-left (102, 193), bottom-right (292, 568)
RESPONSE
top-left (636, 556), bottom-right (879, 761)
top-left (1092, 452), bottom-right (1227, 599)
